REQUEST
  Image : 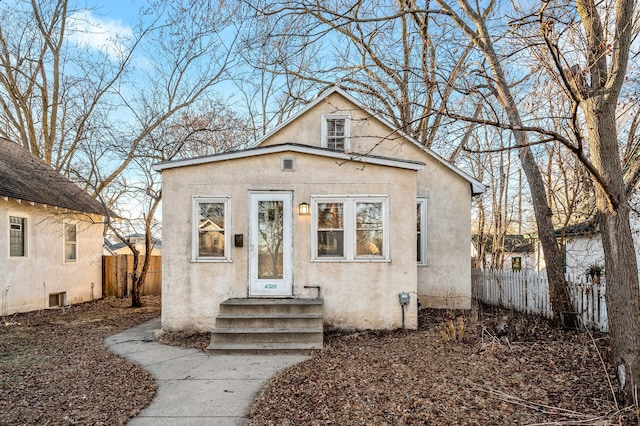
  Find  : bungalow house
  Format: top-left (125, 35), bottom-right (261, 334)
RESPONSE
top-left (472, 234), bottom-right (537, 271)
top-left (0, 138), bottom-right (107, 315)
top-left (153, 87), bottom-right (485, 350)
top-left (550, 219), bottom-right (600, 277)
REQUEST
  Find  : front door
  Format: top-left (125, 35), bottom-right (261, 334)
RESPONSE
top-left (249, 192), bottom-right (293, 296)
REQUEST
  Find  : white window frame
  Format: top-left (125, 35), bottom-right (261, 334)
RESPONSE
top-left (417, 197), bottom-right (427, 265)
top-left (321, 114), bottom-right (350, 151)
top-left (311, 195), bottom-right (389, 262)
top-left (9, 213), bottom-right (29, 258)
top-left (63, 221), bottom-right (78, 263)
top-left (192, 196), bottom-right (231, 262)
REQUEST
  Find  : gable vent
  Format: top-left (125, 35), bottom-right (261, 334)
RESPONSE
top-left (281, 158), bottom-right (294, 171)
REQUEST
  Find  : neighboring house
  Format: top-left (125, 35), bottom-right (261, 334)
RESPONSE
top-left (555, 219), bottom-right (605, 278)
top-left (103, 233), bottom-right (162, 256)
top-left (0, 138), bottom-right (107, 315)
top-left (154, 86), bottom-right (485, 334)
top-left (472, 234), bottom-right (537, 271)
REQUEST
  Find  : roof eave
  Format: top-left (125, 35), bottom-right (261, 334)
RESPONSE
top-left (153, 143), bottom-right (425, 172)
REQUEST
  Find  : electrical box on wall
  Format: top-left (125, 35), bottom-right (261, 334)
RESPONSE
top-left (399, 292), bottom-right (410, 305)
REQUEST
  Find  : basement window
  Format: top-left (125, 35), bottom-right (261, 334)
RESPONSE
top-left (49, 292), bottom-right (67, 308)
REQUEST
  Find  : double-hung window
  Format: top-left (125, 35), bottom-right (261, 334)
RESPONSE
top-left (193, 197), bottom-right (231, 261)
top-left (313, 196), bottom-right (388, 261)
top-left (322, 114), bottom-right (350, 151)
top-left (317, 202), bottom-right (344, 257)
top-left (9, 215), bottom-right (27, 257)
top-left (417, 198), bottom-right (427, 265)
top-left (64, 222), bottom-right (77, 262)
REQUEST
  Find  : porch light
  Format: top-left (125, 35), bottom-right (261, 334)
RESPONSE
top-left (298, 202), bottom-right (310, 215)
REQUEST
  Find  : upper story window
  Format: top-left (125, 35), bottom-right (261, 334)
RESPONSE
top-left (193, 196), bottom-right (231, 262)
top-left (322, 114), bottom-right (350, 151)
top-left (9, 215), bottom-right (27, 257)
top-left (64, 222), bottom-right (77, 262)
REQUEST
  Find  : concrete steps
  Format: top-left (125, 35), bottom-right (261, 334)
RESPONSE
top-left (207, 298), bottom-right (324, 354)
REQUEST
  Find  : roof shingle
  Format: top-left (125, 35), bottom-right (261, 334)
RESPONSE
top-left (0, 138), bottom-right (107, 215)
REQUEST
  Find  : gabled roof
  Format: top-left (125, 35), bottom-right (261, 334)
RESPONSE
top-left (104, 234), bottom-right (162, 252)
top-left (0, 138), bottom-right (107, 216)
top-left (473, 234), bottom-right (535, 253)
top-left (555, 218), bottom-right (599, 237)
top-left (153, 142), bottom-right (425, 172)
top-left (251, 86), bottom-right (486, 196)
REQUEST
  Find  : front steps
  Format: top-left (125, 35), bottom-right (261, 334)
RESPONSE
top-left (206, 298), bottom-right (324, 354)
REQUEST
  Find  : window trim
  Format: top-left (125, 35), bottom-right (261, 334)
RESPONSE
top-left (311, 195), bottom-right (389, 262)
top-left (321, 114), bottom-right (350, 151)
top-left (9, 213), bottom-right (29, 258)
top-left (63, 221), bottom-right (78, 263)
top-left (417, 197), bottom-right (427, 266)
top-left (192, 196), bottom-right (231, 262)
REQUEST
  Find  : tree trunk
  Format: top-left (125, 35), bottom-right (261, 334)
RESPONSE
top-left (585, 104), bottom-right (640, 403)
top-left (520, 146), bottom-right (573, 317)
top-left (434, 0), bottom-right (574, 321)
top-left (130, 249), bottom-right (144, 308)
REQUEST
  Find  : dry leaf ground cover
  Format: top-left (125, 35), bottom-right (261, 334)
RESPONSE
top-left (0, 296), bottom-right (161, 425)
top-left (249, 307), bottom-right (639, 425)
top-left (2, 297), bottom-right (638, 425)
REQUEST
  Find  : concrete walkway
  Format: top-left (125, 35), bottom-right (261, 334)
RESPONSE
top-left (105, 319), bottom-right (309, 426)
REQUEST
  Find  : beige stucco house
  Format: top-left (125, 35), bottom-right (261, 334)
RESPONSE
top-left (0, 138), bottom-right (106, 315)
top-left (154, 87), bottom-right (485, 339)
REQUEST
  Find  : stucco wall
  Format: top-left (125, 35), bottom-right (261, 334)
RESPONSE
top-left (0, 199), bottom-right (103, 315)
top-left (160, 152), bottom-right (418, 331)
top-left (260, 92), bottom-right (474, 309)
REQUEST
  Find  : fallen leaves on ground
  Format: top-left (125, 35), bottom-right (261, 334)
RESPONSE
top-left (0, 296), bottom-right (161, 425)
top-left (249, 306), bottom-right (638, 425)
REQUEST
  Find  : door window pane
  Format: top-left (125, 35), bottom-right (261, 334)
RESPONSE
top-left (258, 201), bottom-right (284, 279)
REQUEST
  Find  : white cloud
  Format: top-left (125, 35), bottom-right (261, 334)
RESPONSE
top-left (68, 10), bottom-right (133, 61)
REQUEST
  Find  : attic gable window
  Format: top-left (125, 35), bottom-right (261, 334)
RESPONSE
top-left (322, 114), bottom-right (350, 151)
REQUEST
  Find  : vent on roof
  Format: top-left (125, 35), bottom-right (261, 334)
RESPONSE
top-left (281, 157), bottom-right (294, 171)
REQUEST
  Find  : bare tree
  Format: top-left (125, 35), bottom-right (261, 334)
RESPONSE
top-left (529, 0), bottom-right (640, 403)
top-left (106, 104), bottom-right (252, 307)
top-left (0, 0), bottom-right (243, 307)
top-left (242, 0), bottom-right (477, 149)
top-left (428, 0), bottom-right (574, 316)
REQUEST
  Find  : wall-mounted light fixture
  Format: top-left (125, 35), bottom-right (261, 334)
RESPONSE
top-left (298, 202), bottom-right (310, 215)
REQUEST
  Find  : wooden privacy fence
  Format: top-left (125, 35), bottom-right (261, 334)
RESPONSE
top-left (102, 255), bottom-right (162, 298)
top-left (472, 269), bottom-right (608, 332)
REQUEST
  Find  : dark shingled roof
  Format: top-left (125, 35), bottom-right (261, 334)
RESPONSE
top-left (0, 138), bottom-right (107, 216)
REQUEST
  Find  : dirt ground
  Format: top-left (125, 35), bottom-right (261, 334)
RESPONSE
top-left (2, 298), bottom-right (638, 425)
top-left (247, 306), bottom-right (638, 425)
top-left (0, 296), bottom-right (161, 425)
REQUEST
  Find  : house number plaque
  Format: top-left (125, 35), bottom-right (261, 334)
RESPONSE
top-left (264, 284), bottom-right (278, 289)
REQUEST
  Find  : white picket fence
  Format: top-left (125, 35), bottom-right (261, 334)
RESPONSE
top-left (471, 269), bottom-right (608, 332)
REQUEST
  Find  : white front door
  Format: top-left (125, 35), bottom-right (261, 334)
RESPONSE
top-left (249, 192), bottom-right (293, 297)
